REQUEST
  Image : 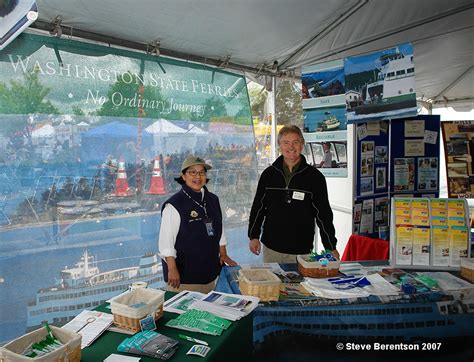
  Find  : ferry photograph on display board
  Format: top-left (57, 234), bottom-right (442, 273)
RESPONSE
top-left (302, 59), bottom-right (348, 177)
top-left (441, 121), bottom-right (474, 198)
top-left (344, 42), bottom-right (417, 123)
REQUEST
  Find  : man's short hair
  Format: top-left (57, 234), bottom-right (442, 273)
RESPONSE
top-left (277, 125), bottom-right (305, 144)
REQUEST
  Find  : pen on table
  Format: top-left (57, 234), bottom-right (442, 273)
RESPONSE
top-left (178, 334), bottom-right (209, 346)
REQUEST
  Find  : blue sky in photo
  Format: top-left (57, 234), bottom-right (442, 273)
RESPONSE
top-left (344, 43), bottom-right (413, 75)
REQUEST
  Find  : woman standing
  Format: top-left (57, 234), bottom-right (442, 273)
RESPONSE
top-left (159, 155), bottom-right (237, 293)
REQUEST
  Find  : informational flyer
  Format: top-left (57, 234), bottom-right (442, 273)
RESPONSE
top-left (360, 199), bottom-right (374, 234)
top-left (404, 139), bottom-right (425, 157)
top-left (447, 199), bottom-right (467, 227)
top-left (412, 227), bottom-right (430, 266)
top-left (404, 119), bottom-right (425, 137)
top-left (411, 199), bottom-right (429, 226)
top-left (417, 157), bottom-right (438, 191)
top-left (376, 167), bottom-right (386, 189)
top-left (393, 158), bottom-right (415, 191)
top-left (396, 226), bottom-right (414, 265)
top-left (448, 227), bottom-right (469, 267)
top-left (431, 199), bottom-right (447, 226)
top-left (394, 199), bottom-right (411, 225)
top-left (431, 226), bottom-right (449, 266)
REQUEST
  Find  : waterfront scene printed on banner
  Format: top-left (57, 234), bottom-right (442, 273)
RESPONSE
top-left (344, 43), bottom-right (417, 123)
top-left (302, 60), bottom-right (347, 177)
top-left (0, 33), bottom-right (259, 343)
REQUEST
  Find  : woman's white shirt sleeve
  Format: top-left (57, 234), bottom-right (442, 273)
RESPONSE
top-left (158, 203), bottom-right (180, 258)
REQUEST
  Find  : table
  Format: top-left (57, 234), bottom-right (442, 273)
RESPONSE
top-left (80, 292), bottom-right (253, 362)
top-left (216, 265), bottom-right (474, 360)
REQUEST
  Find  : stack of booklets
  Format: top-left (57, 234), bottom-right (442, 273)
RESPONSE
top-left (164, 291), bottom-right (259, 321)
top-left (117, 330), bottom-right (179, 360)
top-left (165, 309), bottom-right (232, 335)
top-left (189, 291), bottom-right (259, 321)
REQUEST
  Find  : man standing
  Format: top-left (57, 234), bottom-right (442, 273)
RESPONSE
top-left (248, 125), bottom-right (339, 263)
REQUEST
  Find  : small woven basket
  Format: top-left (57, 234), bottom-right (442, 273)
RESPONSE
top-left (109, 288), bottom-right (165, 333)
top-left (460, 258), bottom-right (474, 282)
top-left (297, 255), bottom-right (340, 278)
top-left (113, 305), bottom-right (164, 332)
top-left (238, 268), bottom-right (281, 302)
top-left (0, 325), bottom-right (81, 362)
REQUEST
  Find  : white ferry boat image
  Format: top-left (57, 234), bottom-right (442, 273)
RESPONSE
top-left (316, 115), bottom-right (341, 132)
top-left (26, 250), bottom-right (163, 329)
top-left (354, 48), bottom-right (416, 115)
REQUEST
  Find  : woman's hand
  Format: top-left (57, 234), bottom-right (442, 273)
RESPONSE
top-left (219, 245), bottom-right (238, 266)
top-left (165, 257), bottom-right (180, 288)
top-left (220, 254), bottom-right (238, 266)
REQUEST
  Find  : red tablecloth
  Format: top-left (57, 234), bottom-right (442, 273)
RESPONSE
top-left (341, 235), bottom-right (389, 261)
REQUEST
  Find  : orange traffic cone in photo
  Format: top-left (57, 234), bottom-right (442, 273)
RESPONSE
top-left (112, 159), bottom-right (132, 196)
top-left (146, 156), bottom-right (167, 195)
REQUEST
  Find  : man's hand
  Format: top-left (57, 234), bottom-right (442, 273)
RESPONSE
top-left (249, 238), bottom-right (261, 255)
top-left (331, 249), bottom-right (340, 260)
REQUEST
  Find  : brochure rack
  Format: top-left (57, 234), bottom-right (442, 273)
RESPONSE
top-left (390, 197), bottom-right (470, 270)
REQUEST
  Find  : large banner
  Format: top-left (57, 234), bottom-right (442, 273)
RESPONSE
top-left (0, 33), bottom-right (257, 343)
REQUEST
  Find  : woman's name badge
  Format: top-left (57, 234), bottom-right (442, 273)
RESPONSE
top-left (204, 218), bottom-right (214, 236)
top-left (292, 191), bottom-right (305, 200)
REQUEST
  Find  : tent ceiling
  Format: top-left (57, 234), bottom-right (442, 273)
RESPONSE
top-left (31, 0), bottom-right (474, 109)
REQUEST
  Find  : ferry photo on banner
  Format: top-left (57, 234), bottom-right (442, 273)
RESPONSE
top-left (344, 42), bottom-right (417, 123)
top-left (0, 33), bottom-right (257, 343)
top-left (302, 59), bottom-right (348, 177)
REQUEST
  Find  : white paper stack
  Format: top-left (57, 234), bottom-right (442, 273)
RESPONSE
top-left (62, 310), bottom-right (113, 348)
top-left (189, 291), bottom-right (259, 321)
top-left (302, 274), bottom-right (399, 300)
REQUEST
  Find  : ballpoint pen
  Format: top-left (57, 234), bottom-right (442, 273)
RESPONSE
top-left (178, 334), bottom-right (209, 346)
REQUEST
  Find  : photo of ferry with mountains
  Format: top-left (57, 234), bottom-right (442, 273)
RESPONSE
top-left (345, 43), bottom-right (417, 122)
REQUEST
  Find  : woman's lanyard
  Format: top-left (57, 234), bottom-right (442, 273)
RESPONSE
top-left (182, 189), bottom-right (215, 236)
top-left (181, 188), bottom-right (208, 218)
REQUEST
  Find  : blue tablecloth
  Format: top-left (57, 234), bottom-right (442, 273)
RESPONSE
top-left (215, 265), bottom-right (474, 345)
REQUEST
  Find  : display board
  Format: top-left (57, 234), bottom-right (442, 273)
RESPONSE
top-left (353, 120), bottom-right (390, 237)
top-left (390, 197), bottom-right (470, 270)
top-left (441, 120), bottom-right (474, 198)
top-left (353, 115), bottom-right (440, 240)
top-left (390, 116), bottom-right (441, 198)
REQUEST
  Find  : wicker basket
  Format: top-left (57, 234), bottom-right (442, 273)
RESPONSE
top-left (238, 268), bottom-right (281, 301)
top-left (460, 258), bottom-right (474, 282)
top-left (109, 288), bottom-right (165, 332)
top-left (0, 325), bottom-right (81, 362)
top-left (297, 255), bottom-right (340, 278)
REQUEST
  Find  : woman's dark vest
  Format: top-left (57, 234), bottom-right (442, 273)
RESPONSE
top-left (161, 184), bottom-right (222, 284)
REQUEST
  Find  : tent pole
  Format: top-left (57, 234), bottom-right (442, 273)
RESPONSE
top-left (270, 76), bottom-right (277, 162)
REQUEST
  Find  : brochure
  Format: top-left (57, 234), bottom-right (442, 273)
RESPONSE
top-left (117, 330), bottom-right (179, 360)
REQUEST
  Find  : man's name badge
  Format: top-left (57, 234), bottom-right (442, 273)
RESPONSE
top-left (292, 191), bottom-right (305, 200)
top-left (204, 218), bottom-right (214, 236)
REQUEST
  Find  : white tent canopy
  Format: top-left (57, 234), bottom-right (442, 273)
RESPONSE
top-left (31, 0), bottom-right (473, 110)
top-left (145, 119), bottom-right (186, 134)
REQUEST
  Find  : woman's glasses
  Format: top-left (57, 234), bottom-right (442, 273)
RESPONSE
top-left (186, 170), bottom-right (206, 176)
